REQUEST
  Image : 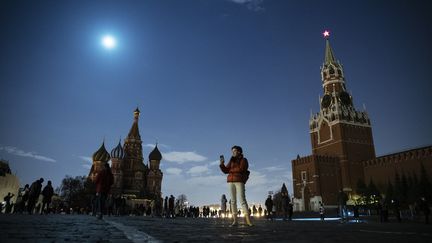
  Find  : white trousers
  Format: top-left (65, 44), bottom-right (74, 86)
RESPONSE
top-left (228, 182), bottom-right (249, 217)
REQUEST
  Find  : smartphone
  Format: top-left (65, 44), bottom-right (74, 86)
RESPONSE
top-left (220, 155), bottom-right (224, 160)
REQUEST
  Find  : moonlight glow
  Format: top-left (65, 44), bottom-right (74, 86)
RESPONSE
top-left (101, 35), bottom-right (116, 49)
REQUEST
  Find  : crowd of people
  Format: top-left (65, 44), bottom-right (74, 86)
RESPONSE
top-left (1, 178), bottom-right (54, 215)
top-left (1, 145), bottom-right (429, 226)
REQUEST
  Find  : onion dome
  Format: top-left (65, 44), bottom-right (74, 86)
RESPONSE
top-left (149, 144), bottom-right (162, 161)
top-left (92, 142), bottom-right (111, 162)
top-left (111, 140), bottom-right (124, 159)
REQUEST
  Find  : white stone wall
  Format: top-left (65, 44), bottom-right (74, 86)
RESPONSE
top-left (0, 173), bottom-right (20, 204)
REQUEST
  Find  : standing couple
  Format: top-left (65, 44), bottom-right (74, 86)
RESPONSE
top-left (219, 145), bottom-right (253, 226)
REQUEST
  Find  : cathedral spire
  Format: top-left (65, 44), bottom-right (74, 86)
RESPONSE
top-left (127, 107), bottom-right (141, 140)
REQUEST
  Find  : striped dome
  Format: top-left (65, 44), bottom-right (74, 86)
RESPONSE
top-left (111, 141), bottom-right (124, 159)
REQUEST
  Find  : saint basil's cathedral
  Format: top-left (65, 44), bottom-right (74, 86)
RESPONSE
top-left (88, 108), bottom-right (163, 201)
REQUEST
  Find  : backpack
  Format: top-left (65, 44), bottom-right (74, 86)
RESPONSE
top-left (243, 170), bottom-right (250, 184)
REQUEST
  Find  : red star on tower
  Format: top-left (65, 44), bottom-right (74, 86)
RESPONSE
top-left (323, 30), bottom-right (330, 39)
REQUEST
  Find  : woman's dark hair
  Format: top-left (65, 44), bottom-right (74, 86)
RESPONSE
top-left (231, 145), bottom-right (243, 154)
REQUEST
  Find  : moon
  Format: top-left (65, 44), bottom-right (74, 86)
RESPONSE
top-left (101, 35), bottom-right (116, 49)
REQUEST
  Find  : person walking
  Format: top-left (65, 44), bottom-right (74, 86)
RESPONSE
top-left (258, 205), bottom-right (263, 217)
top-left (95, 163), bottom-right (114, 219)
top-left (219, 145), bottom-right (252, 226)
top-left (27, 178), bottom-right (44, 214)
top-left (265, 195), bottom-right (273, 221)
top-left (41, 180), bottom-right (54, 214)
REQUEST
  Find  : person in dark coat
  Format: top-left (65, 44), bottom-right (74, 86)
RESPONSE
top-left (258, 205), bottom-right (263, 217)
top-left (163, 196), bottom-right (168, 218)
top-left (353, 204), bottom-right (360, 222)
top-left (95, 163), bottom-right (114, 219)
top-left (265, 195), bottom-right (273, 221)
top-left (221, 194), bottom-right (228, 216)
top-left (27, 178), bottom-right (44, 214)
top-left (220, 145), bottom-right (253, 226)
top-left (337, 190), bottom-right (348, 221)
top-left (281, 183), bottom-right (290, 221)
top-left (168, 195), bottom-right (175, 218)
top-left (288, 202), bottom-right (294, 220)
top-left (41, 180), bottom-right (54, 214)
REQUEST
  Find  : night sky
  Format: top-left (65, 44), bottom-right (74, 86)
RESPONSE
top-left (1, 0), bottom-right (431, 206)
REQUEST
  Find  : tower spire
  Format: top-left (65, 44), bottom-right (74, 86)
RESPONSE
top-left (128, 107), bottom-right (141, 140)
top-left (324, 38), bottom-right (337, 64)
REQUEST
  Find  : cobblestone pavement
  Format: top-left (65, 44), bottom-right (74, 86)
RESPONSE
top-left (1, 214), bottom-right (431, 242)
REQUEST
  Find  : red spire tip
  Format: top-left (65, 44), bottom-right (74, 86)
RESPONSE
top-left (323, 30), bottom-right (330, 39)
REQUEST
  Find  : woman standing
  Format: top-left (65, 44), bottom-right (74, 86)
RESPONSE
top-left (219, 145), bottom-right (253, 226)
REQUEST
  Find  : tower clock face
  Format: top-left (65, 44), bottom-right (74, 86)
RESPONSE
top-left (321, 94), bottom-right (331, 109)
top-left (339, 91), bottom-right (351, 105)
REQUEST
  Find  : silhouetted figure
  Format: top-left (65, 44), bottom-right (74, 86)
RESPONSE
top-left (149, 199), bottom-right (155, 217)
top-left (41, 180), bottom-right (54, 214)
top-left (288, 202), bottom-right (293, 220)
top-left (18, 184), bottom-right (30, 213)
top-left (4, 192), bottom-right (14, 214)
top-left (95, 163), bottom-right (114, 219)
top-left (319, 201), bottom-right (325, 221)
top-left (221, 194), bottom-right (227, 216)
top-left (265, 195), bottom-right (273, 220)
top-left (169, 195), bottom-right (175, 218)
top-left (28, 178), bottom-right (44, 214)
top-left (258, 205), bottom-right (263, 217)
top-left (114, 195), bottom-right (122, 216)
top-left (121, 196), bottom-right (127, 215)
top-left (107, 194), bottom-right (114, 216)
top-left (377, 202), bottom-right (384, 222)
top-left (163, 196), bottom-right (168, 218)
top-left (252, 205), bottom-right (257, 217)
top-left (281, 183), bottom-right (290, 221)
top-left (382, 202), bottom-right (389, 222)
top-left (337, 190), bottom-right (348, 221)
top-left (353, 205), bottom-right (360, 222)
top-left (392, 199), bottom-right (401, 222)
top-left (90, 194), bottom-right (97, 216)
top-left (420, 197), bottom-right (430, 224)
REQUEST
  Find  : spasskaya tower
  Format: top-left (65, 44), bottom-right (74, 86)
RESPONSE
top-left (310, 31), bottom-right (376, 192)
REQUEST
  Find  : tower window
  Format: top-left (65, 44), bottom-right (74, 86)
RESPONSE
top-left (301, 171), bottom-right (307, 181)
